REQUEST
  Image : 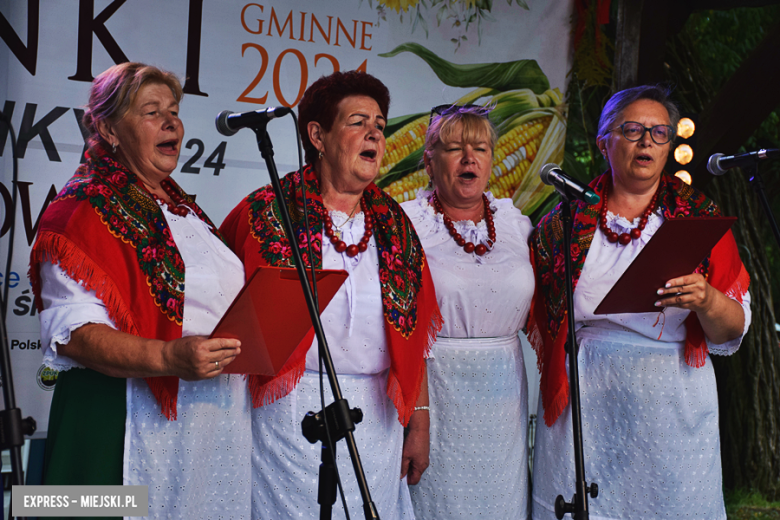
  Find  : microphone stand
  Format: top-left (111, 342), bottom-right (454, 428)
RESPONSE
top-left (742, 164), bottom-right (780, 250)
top-left (0, 112), bottom-right (37, 520)
top-left (553, 192), bottom-right (598, 520)
top-left (250, 124), bottom-right (379, 520)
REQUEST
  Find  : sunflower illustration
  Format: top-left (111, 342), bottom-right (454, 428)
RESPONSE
top-left (369, 0), bottom-right (529, 49)
top-left (377, 0), bottom-right (420, 13)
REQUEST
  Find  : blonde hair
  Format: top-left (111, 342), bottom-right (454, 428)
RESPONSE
top-left (424, 107), bottom-right (497, 156)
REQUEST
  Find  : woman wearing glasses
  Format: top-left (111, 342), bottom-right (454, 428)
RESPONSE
top-left (401, 105), bottom-right (535, 519)
top-left (528, 85), bottom-right (751, 519)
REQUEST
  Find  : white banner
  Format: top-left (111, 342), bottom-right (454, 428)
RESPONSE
top-left (0, 0), bottom-right (574, 436)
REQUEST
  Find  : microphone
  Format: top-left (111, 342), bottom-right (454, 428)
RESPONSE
top-left (540, 163), bottom-right (600, 205)
top-left (707, 149), bottom-right (780, 176)
top-left (216, 107), bottom-right (293, 136)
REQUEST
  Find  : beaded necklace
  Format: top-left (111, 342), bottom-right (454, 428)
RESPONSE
top-left (431, 191), bottom-right (495, 256)
top-left (598, 184), bottom-right (659, 245)
top-left (322, 196), bottom-right (374, 257)
top-left (150, 178), bottom-right (192, 217)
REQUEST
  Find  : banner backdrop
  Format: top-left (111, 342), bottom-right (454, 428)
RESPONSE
top-left (0, 0), bottom-right (573, 436)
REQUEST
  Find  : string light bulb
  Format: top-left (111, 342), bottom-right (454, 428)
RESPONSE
top-left (675, 171), bottom-right (692, 185)
top-left (677, 118), bottom-right (695, 139)
top-left (674, 144), bottom-right (693, 165)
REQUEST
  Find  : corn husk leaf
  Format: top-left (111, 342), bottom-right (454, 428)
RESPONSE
top-left (384, 112), bottom-right (427, 137)
top-left (511, 105), bottom-right (567, 213)
top-left (378, 42), bottom-right (550, 93)
top-left (377, 149), bottom-right (425, 188)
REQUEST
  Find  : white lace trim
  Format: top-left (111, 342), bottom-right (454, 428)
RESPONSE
top-left (603, 207), bottom-right (663, 232)
top-left (414, 187), bottom-right (499, 234)
top-left (42, 319), bottom-right (112, 372)
top-left (328, 208), bottom-right (365, 226)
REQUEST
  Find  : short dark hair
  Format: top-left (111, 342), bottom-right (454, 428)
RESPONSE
top-left (597, 84), bottom-right (680, 141)
top-left (82, 62), bottom-right (183, 156)
top-left (297, 71), bottom-right (390, 164)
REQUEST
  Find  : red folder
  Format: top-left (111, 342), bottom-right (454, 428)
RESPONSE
top-left (210, 266), bottom-right (348, 375)
top-left (594, 216), bottom-right (736, 314)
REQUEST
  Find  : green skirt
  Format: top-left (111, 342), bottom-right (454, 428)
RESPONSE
top-left (43, 368), bottom-right (126, 520)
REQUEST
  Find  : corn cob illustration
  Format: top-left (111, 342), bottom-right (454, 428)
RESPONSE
top-left (385, 169), bottom-right (427, 203)
top-left (488, 116), bottom-right (551, 199)
top-left (380, 117), bottom-right (428, 177)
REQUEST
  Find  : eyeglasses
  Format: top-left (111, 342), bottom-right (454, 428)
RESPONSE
top-left (429, 104), bottom-right (492, 125)
top-left (611, 121), bottom-right (675, 145)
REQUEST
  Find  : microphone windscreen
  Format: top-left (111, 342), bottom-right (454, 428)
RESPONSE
top-left (539, 163), bottom-right (560, 186)
top-left (216, 110), bottom-right (238, 136)
top-left (707, 153), bottom-right (726, 176)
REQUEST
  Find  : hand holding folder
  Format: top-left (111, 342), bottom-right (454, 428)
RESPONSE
top-left (594, 217), bottom-right (736, 314)
top-left (210, 266), bottom-right (348, 375)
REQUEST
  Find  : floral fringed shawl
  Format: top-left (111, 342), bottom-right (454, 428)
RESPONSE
top-left (30, 150), bottom-right (224, 420)
top-left (528, 171), bottom-right (750, 427)
top-left (220, 165), bottom-right (442, 427)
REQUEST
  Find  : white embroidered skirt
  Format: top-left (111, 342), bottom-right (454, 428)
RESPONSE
top-left (531, 327), bottom-right (726, 520)
top-left (410, 334), bottom-right (530, 519)
top-left (124, 374), bottom-right (253, 520)
top-left (251, 369), bottom-right (414, 519)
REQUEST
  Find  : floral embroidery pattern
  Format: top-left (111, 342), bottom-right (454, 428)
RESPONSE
top-left (247, 169), bottom-right (323, 268)
top-left (56, 155), bottom-right (221, 325)
top-left (364, 184), bottom-right (425, 337)
top-left (246, 165), bottom-right (425, 338)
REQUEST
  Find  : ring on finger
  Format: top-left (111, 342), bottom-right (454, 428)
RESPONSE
top-left (215, 360), bottom-right (219, 369)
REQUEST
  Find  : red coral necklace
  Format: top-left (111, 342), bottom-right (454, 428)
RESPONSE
top-left (599, 185), bottom-right (659, 245)
top-left (432, 191), bottom-right (495, 256)
top-left (151, 179), bottom-right (191, 217)
top-left (322, 196), bottom-right (374, 258)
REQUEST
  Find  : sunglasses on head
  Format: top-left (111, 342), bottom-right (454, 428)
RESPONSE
top-left (429, 104), bottom-right (492, 124)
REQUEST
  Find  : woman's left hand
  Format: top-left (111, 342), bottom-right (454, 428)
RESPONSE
top-left (401, 416), bottom-right (430, 485)
top-left (656, 272), bottom-right (746, 344)
top-left (655, 273), bottom-right (713, 313)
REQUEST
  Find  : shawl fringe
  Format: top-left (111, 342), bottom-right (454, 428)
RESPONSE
top-left (526, 279), bottom-right (571, 426)
top-left (387, 372), bottom-right (407, 425)
top-left (542, 322), bottom-right (570, 427)
top-left (683, 262), bottom-right (751, 369)
top-left (30, 232), bottom-right (139, 336)
top-left (389, 302), bottom-right (443, 427)
top-left (683, 317), bottom-right (709, 369)
top-left (525, 295), bottom-right (545, 373)
top-left (249, 364), bottom-right (306, 408)
top-left (724, 264), bottom-right (750, 304)
top-left (144, 376), bottom-right (178, 420)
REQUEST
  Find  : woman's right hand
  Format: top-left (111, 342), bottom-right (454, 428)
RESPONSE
top-left (161, 336), bottom-right (241, 381)
top-left (61, 324), bottom-right (242, 379)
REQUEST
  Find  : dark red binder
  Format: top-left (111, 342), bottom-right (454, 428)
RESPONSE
top-left (210, 266), bottom-right (348, 375)
top-left (594, 216), bottom-right (736, 314)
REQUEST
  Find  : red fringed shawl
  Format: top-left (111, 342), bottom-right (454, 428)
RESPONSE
top-left (29, 152), bottom-right (224, 420)
top-left (527, 172), bottom-right (750, 427)
top-left (220, 166), bottom-right (442, 427)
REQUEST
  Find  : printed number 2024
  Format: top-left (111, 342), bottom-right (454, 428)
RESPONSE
top-left (181, 140), bottom-right (227, 176)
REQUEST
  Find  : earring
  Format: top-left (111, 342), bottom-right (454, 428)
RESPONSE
top-left (318, 150), bottom-right (323, 160)
top-left (486, 180), bottom-right (491, 191)
top-left (112, 142), bottom-right (117, 154)
top-left (426, 175), bottom-right (434, 190)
